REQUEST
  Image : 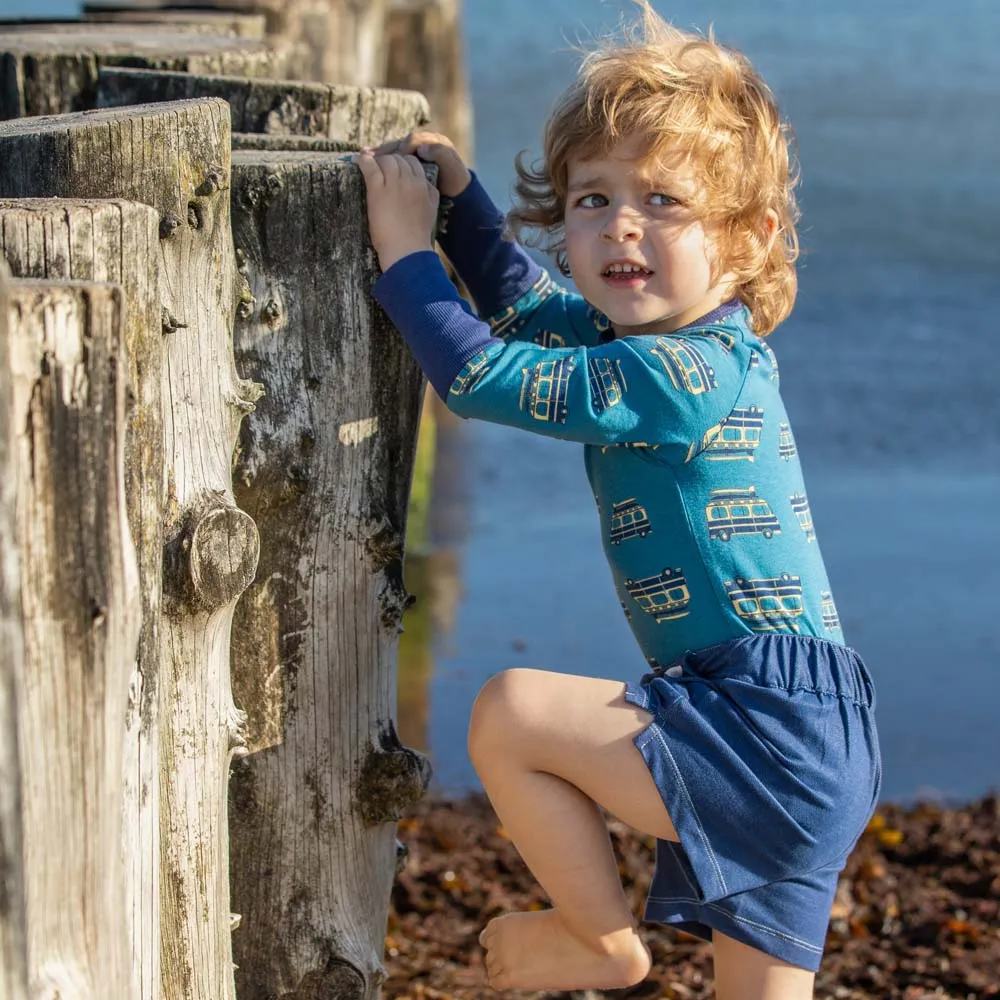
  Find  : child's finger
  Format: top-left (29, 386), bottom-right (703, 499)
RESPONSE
top-left (367, 139), bottom-right (399, 156)
top-left (374, 153), bottom-right (401, 182)
top-left (355, 151), bottom-right (381, 187)
top-left (401, 154), bottom-right (427, 181)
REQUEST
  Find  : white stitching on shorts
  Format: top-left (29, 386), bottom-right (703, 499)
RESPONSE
top-left (645, 894), bottom-right (822, 953)
top-left (706, 906), bottom-right (823, 953)
top-left (648, 725), bottom-right (728, 897)
top-left (627, 683), bottom-right (651, 710)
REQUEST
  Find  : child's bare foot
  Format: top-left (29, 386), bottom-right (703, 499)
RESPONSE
top-left (478, 908), bottom-right (651, 991)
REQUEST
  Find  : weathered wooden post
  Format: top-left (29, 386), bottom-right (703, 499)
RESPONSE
top-left (0, 262), bottom-right (29, 1000)
top-left (0, 26), bottom-right (280, 118)
top-left (226, 147), bottom-right (432, 999)
top-left (82, 6), bottom-right (268, 38)
top-left (97, 67), bottom-right (430, 145)
top-left (385, 0), bottom-right (472, 160)
top-left (5, 276), bottom-right (140, 999)
top-left (0, 198), bottom-right (164, 1000)
top-left (107, 0), bottom-right (390, 85)
top-left (0, 98), bottom-right (260, 1000)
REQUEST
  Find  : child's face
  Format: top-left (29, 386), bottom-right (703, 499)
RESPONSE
top-left (563, 136), bottom-right (734, 335)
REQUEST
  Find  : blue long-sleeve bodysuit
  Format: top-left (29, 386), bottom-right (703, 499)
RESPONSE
top-left (372, 174), bottom-right (843, 670)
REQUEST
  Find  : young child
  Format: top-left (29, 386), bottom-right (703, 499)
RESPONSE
top-left (358, 5), bottom-right (881, 997)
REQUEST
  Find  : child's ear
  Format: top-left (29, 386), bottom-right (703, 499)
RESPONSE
top-left (763, 210), bottom-right (780, 253)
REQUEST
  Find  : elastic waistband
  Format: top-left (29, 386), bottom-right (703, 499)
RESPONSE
top-left (658, 634), bottom-right (877, 710)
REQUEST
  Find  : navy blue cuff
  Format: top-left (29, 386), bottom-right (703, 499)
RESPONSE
top-left (437, 172), bottom-right (545, 318)
top-left (372, 250), bottom-right (495, 399)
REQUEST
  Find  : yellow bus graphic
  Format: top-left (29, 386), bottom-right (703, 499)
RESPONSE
top-left (691, 405), bottom-right (764, 462)
top-left (489, 272), bottom-right (561, 338)
top-left (625, 568), bottom-right (690, 622)
top-left (726, 574), bottom-right (803, 632)
top-left (705, 487), bottom-right (780, 541)
top-left (778, 422), bottom-right (797, 460)
top-left (534, 329), bottom-right (566, 349)
top-left (821, 591), bottom-right (841, 631)
top-left (520, 356), bottom-right (576, 424)
top-left (706, 329), bottom-right (737, 353)
top-left (587, 304), bottom-right (612, 334)
top-left (610, 498), bottom-right (652, 544)
top-left (450, 350), bottom-right (493, 396)
top-left (589, 357), bottom-right (627, 412)
top-left (650, 337), bottom-right (717, 394)
top-left (760, 342), bottom-right (780, 384)
top-left (789, 493), bottom-right (816, 542)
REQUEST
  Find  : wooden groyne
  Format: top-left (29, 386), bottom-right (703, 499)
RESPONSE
top-left (0, 2), bottom-right (470, 998)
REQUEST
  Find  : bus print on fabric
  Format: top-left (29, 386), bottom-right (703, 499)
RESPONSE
top-left (688, 405), bottom-right (765, 463)
top-left (821, 591), bottom-right (841, 631)
top-left (624, 568), bottom-right (691, 622)
top-left (588, 356), bottom-right (628, 412)
top-left (778, 421), bottom-right (797, 460)
top-left (450, 350), bottom-right (493, 396)
top-left (725, 574), bottom-right (804, 632)
top-left (789, 493), bottom-right (816, 542)
top-left (705, 487), bottom-right (780, 541)
top-left (489, 271), bottom-right (562, 339)
top-left (519, 356), bottom-right (576, 424)
top-left (609, 498), bottom-right (652, 544)
top-left (649, 337), bottom-right (717, 394)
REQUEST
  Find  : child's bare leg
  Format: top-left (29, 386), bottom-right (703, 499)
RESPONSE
top-left (713, 931), bottom-right (815, 1000)
top-left (467, 667), bottom-right (678, 991)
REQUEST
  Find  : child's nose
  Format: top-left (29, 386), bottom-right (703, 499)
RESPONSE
top-left (600, 207), bottom-right (643, 241)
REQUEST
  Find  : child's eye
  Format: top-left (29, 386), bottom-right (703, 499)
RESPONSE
top-left (576, 193), bottom-right (608, 208)
top-left (649, 192), bottom-right (680, 207)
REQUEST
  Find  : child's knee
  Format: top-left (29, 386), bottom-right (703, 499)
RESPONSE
top-left (467, 668), bottom-right (539, 764)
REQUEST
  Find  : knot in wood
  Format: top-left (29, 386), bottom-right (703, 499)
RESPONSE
top-left (356, 721), bottom-right (432, 826)
top-left (261, 297), bottom-right (282, 325)
top-left (197, 165), bottom-right (227, 196)
top-left (364, 520), bottom-right (403, 572)
top-left (165, 503), bottom-right (260, 612)
top-left (293, 960), bottom-right (366, 1000)
top-left (159, 212), bottom-right (184, 240)
top-left (237, 277), bottom-right (257, 321)
top-left (161, 307), bottom-right (187, 335)
top-left (188, 506), bottom-right (259, 610)
top-left (265, 170), bottom-right (284, 195)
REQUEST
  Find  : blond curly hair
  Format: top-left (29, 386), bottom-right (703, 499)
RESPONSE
top-left (507, 2), bottom-right (801, 335)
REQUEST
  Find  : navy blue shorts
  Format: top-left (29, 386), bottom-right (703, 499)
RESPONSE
top-left (622, 633), bottom-right (881, 971)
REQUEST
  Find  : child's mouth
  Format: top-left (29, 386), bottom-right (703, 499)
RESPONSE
top-left (601, 263), bottom-right (653, 289)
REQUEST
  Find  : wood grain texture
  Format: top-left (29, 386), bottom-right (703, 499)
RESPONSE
top-left (82, 7), bottom-right (268, 38)
top-left (0, 97), bottom-right (262, 1000)
top-left (228, 151), bottom-right (431, 1000)
top-left (97, 67), bottom-right (430, 146)
top-left (0, 262), bottom-right (28, 1000)
top-left (6, 279), bottom-right (140, 1000)
top-left (0, 26), bottom-right (280, 119)
top-left (0, 197), bottom-right (163, 1000)
top-left (119, 0), bottom-right (390, 85)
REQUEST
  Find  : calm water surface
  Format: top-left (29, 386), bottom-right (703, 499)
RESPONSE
top-left (4, 0), bottom-right (998, 802)
top-left (417, 0), bottom-right (1000, 804)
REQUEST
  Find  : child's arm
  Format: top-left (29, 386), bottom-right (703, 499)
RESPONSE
top-left (364, 132), bottom-right (601, 349)
top-left (358, 152), bottom-right (750, 463)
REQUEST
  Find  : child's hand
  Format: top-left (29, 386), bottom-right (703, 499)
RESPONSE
top-left (366, 131), bottom-right (472, 199)
top-left (357, 152), bottom-right (439, 272)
